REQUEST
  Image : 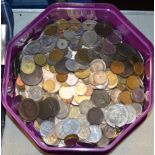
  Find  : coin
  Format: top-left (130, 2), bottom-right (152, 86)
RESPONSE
top-left (100, 53), bottom-right (113, 68)
top-left (75, 68), bottom-right (91, 79)
top-left (20, 60), bottom-right (36, 74)
top-left (86, 125), bottom-right (102, 143)
top-left (84, 85), bottom-right (94, 96)
top-left (87, 107), bottom-right (104, 125)
top-left (120, 61), bottom-right (133, 77)
top-left (34, 53), bottom-right (46, 66)
top-left (34, 119), bottom-right (41, 131)
top-left (104, 103), bottom-right (129, 127)
top-left (40, 121), bottom-right (54, 137)
top-left (42, 134), bottom-right (60, 146)
top-left (69, 36), bottom-right (82, 51)
top-left (16, 75), bottom-right (25, 89)
top-left (64, 30), bottom-right (76, 41)
top-left (119, 91), bottom-right (132, 104)
top-left (132, 103), bottom-right (142, 117)
top-left (87, 49), bottom-right (100, 61)
top-left (57, 38), bottom-right (68, 49)
top-left (134, 62), bottom-right (144, 75)
top-left (93, 71), bottom-right (108, 85)
top-left (63, 118), bottom-right (81, 135)
top-left (74, 81), bottom-right (87, 95)
top-left (126, 75), bottom-right (140, 89)
top-left (66, 73), bottom-right (79, 86)
top-left (73, 95), bottom-right (91, 104)
top-left (43, 24), bottom-right (58, 36)
top-left (28, 86), bottom-right (44, 101)
top-left (56, 73), bottom-right (68, 83)
top-left (111, 61), bottom-right (124, 74)
top-left (94, 21), bottom-right (113, 37)
top-left (57, 19), bottom-right (69, 30)
top-left (68, 105), bottom-right (81, 118)
top-left (65, 59), bottom-right (80, 72)
top-left (103, 125), bottom-right (116, 139)
top-left (49, 65), bottom-right (56, 73)
top-left (63, 97), bottom-right (73, 104)
top-left (19, 98), bottom-right (39, 121)
top-left (110, 88), bottom-right (121, 103)
top-left (64, 134), bottom-right (79, 147)
top-left (67, 10), bottom-right (81, 19)
top-left (90, 59), bottom-right (106, 72)
top-left (69, 19), bottom-right (81, 32)
top-left (95, 78), bottom-right (109, 90)
top-left (59, 86), bottom-right (74, 100)
top-left (78, 125), bottom-right (91, 140)
top-left (82, 20), bottom-right (97, 31)
top-left (43, 79), bottom-right (56, 92)
top-left (131, 88), bottom-right (144, 103)
top-left (97, 136), bottom-right (109, 147)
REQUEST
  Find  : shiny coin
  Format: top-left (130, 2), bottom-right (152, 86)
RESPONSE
top-left (78, 125), bottom-right (91, 140)
top-left (20, 60), bottom-right (36, 74)
top-left (106, 71), bottom-right (118, 89)
top-left (126, 75), bottom-right (140, 89)
top-left (64, 30), bottom-right (76, 41)
top-left (43, 79), bottom-right (56, 92)
top-left (119, 91), bottom-right (132, 105)
top-left (57, 38), bottom-right (68, 49)
top-left (87, 107), bottom-right (104, 125)
top-left (73, 95), bottom-right (91, 104)
top-left (74, 81), bottom-right (87, 95)
top-left (43, 24), bottom-right (58, 36)
top-left (56, 73), bottom-right (68, 83)
top-left (64, 134), bottom-right (79, 147)
top-left (111, 60), bottom-right (124, 74)
top-left (104, 103), bottom-right (129, 127)
top-left (132, 103), bottom-right (142, 117)
top-left (59, 86), bottom-right (74, 100)
top-left (125, 104), bottom-right (137, 124)
top-left (94, 21), bottom-right (113, 37)
top-left (97, 136), bottom-right (109, 147)
top-left (86, 125), bottom-right (102, 143)
top-left (65, 59), bottom-right (80, 72)
top-left (69, 19), bottom-right (81, 32)
top-left (90, 59), bottom-right (106, 72)
top-left (91, 89), bottom-right (111, 108)
top-left (40, 121), bottom-right (54, 137)
top-left (110, 88), bottom-right (121, 103)
top-left (103, 125), bottom-right (116, 139)
top-left (82, 20), bottom-right (97, 31)
top-left (66, 73), bottom-right (78, 86)
top-left (34, 53), bottom-right (46, 66)
top-left (93, 71), bottom-right (108, 85)
top-left (19, 98), bottom-right (39, 121)
top-left (134, 62), bottom-right (144, 75)
top-left (131, 88), bottom-right (144, 103)
top-left (42, 134), bottom-right (60, 146)
top-left (120, 61), bottom-right (133, 77)
top-left (79, 100), bottom-right (94, 115)
top-left (28, 86), bottom-right (44, 102)
top-left (75, 68), bottom-right (91, 79)
top-left (63, 118), bottom-right (80, 135)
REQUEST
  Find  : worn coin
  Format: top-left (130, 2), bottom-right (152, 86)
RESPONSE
top-left (56, 73), bottom-right (68, 83)
top-left (84, 85), bottom-right (94, 96)
top-left (90, 59), bottom-right (106, 72)
top-left (78, 125), bottom-right (91, 140)
top-left (73, 95), bottom-right (91, 104)
top-left (65, 59), bottom-right (80, 72)
top-left (134, 62), bottom-right (144, 75)
top-left (106, 71), bottom-right (118, 89)
top-left (66, 73), bottom-right (79, 86)
top-left (34, 53), bottom-right (47, 66)
top-left (69, 36), bottom-right (82, 51)
top-left (119, 91), bottom-right (132, 105)
top-left (56, 19), bottom-right (69, 30)
top-left (64, 30), bottom-right (76, 41)
top-left (93, 71), bottom-right (108, 85)
top-left (97, 136), bottom-right (109, 147)
top-left (87, 49), bottom-right (100, 61)
top-left (69, 19), bottom-right (81, 32)
top-left (103, 125), bottom-right (116, 139)
top-left (131, 88), bottom-right (144, 103)
top-left (43, 24), bottom-right (58, 36)
top-left (82, 19), bottom-right (97, 31)
top-left (68, 105), bottom-right (81, 119)
top-left (111, 60), bottom-right (124, 74)
top-left (126, 75), bottom-right (140, 89)
top-left (57, 38), bottom-right (68, 49)
top-left (95, 78), bottom-right (109, 90)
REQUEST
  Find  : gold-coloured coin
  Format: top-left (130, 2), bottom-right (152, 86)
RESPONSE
top-left (56, 19), bottom-right (69, 30)
top-left (42, 134), bottom-right (60, 146)
top-left (93, 71), bottom-right (107, 85)
top-left (43, 64), bottom-right (50, 71)
top-left (34, 120), bottom-right (41, 131)
top-left (126, 75), bottom-right (140, 89)
top-left (61, 82), bottom-right (69, 87)
top-left (119, 90), bottom-right (132, 104)
top-left (43, 79), bottom-right (56, 92)
top-left (134, 62), bottom-right (144, 75)
top-left (49, 65), bottom-right (56, 73)
top-left (74, 95), bottom-right (91, 104)
top-left (74, 81), bottom-right (87, 95)
top-left (75, 69), bottom-right (91, 79)
top-left (111, 60), bottom-right (124, 74)
top-left (106, 71), bottom-right (118, 89)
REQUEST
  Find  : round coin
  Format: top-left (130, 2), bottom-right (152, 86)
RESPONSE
top-left (120, 61), bottom-right (133, 77)
top-left (43, 79), bottom-right (56, 92)
top-left (69, 19), bottom-right (81, 32)
top-left (84, 85), bottom-right (94, 96)
top-left (59, 86), bottom-right (74, 100)
top-left (126, 75), bottom-right (140, 89)
top-left (34, 53), bottom-right (46, 66)
top-left (82, 20), bottom-right (97, 31)
top-left (110, 88), bottom-right (121, 103)
top-left (111, 61), bottom-right (124, 74)
top-left (75, 68), bottom-right (91, 79)
top-left (78, 125), bottom-right (91, 140)
top-left (56, 73), bottom-right (68, 83)
top-left (90, 59), bottom-right (106, 72)
top-left (43, 24), bottom-right (58, 36)
top-left (119, 91), bottom-right (132, 105)
top-left (57, 38), bottom-right (68, 50)
top-left (97, 136), bottom-right (109, 147)
top-left (66, 73), bottom-right (79, 86)
top-left (74, 81), bottom-right (87, 95)
top-left (73, 95), bottom-right (91, 104)
top-left (134, 62), bottom-right (144, 75)
top-left (131, 88), bottom-right (144, 103)
top-left (132, 103), bottom-right (142, 117)
top-left (103, 125), bottom-right (116, 139)
top-left (93, 71), bottom-right (108, 85)
top-left (65, 59), bottom-right (80, 72)
top-left (64, 30), bottom-right (76, 41)
top-left (42, 134), bottom-right (60, 146)
top-left (64, 134), bottom-right (79, 147)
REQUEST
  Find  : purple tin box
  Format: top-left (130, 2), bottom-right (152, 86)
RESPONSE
top-left (2, 3), bottom-right (153, 153)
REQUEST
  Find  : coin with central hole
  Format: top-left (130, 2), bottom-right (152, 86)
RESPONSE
top-left (57, 38), bottom-right (68, 50)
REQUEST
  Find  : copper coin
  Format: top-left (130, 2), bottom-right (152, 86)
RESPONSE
top-left (16, 75), bottom-right (25, 89)
top-left (134, 62), bottom-right (144, 75)
top-left (56, 73), bottom-right (68, 83)
top-left (131, 88), bottom-right (144, 103)
top-left (19, 98), bottom-right (39, 121)
top-left (119, 91), bottom-right (132, 104)
top-left (87, 107), bottom-right (103, 125)
top-left (126, 75), bottom-right (140, 89)
top-left (111, 61), bottom-right (124, 74)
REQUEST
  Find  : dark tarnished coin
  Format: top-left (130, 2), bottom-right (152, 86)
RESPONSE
top-left (94, 21), bottom-right (113, 37)
top-left (131, 88), bottom-right (144, 103)
top-left (19, 98), bottom-right (39, 121)
top-left (64, 134), bottom-right (79, 147)
top-left (65, 59), bottom-right (80, 72)
top-left (91, 89), bottom-right (111, 108)
top-left (43, 24), bottom-right (58, 36)
top-left (120, 61), bottom-right (133, 77)
top-left (20, 65), bottom-right (43, 86)
top-left (34, 53), bottom-right (47, 66)
top-left (87, 107), bottom-right (103, 125)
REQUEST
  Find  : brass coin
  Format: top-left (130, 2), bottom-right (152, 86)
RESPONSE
top-left (43, 64), bottom-right (50, 71)
top-left (134, 62), bottom-right (144, 75)
top-left (43, 24), bottom-right (58, 36)
top-left (74, 81), bottom-right (87, 95)
top-left (56, 19), bottom-right (69, 30)
top-left (74, 95), bottom-right (91, 104)
top-left (126, 75), bottom-right (140, 89)
top-left (34, 53), bottom-right (47, 66)
top-left (106, 71), bottom-right (118, 89)
top-left (119, 91), bottom-right (132, 104)
top-left (75, 69), bottom-right (91, 79)
top-left (43, 79), bottom-right (56, 92)
top-left (56, 73), bottom-right (68, 83)
top-left (111, 61), bottom-right (124, 74)
top-left (43, 134), bottom-right (60, 146)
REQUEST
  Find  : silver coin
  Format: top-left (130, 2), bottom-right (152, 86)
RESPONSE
top-left (131, 88), bottom-right (145, 103)
top-left (82, 20), bottom-right (97, 31)
top-left (62, 118), bottom-right (80, 135)
top-left (64, 30), bottom-right (76, 41)
top-left (65, 59), bottom-right (80, 72)
top-left (69, 36), bottom-right (82, 51)
top-left (110, 88), bottom-right (121, 103)
top-left (79, 100), bottom-right (94, 115)
top-left (28, 86), bottom-right (44, 101)
top-left (104, 103), bottom-right (129, 128)
top-left (78, 125), bottom-right (91, 140)
top-left (97, 136), bottom-right (110, 147)
top-left (57, 38), bottom-right (68, 49)
top-left (86, 125), bottom-right (102, 143)
top-left (132, 103), bottom-right (142, 117)
top-left (125, 105), bottom-right (137, 124)
top-left (40, 121), bottom-right (54, 137)
top-left (102, 125), bottom-right (116, 139)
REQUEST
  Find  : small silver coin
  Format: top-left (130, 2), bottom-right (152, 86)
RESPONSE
top-left (57, 38), bottom-right (68, 49)
top-left (82, 20), bottom-right (97, 31)
top-left (104, 103), bottom-right (129, 128)
top-left (65, 59), bottom-right (80, 72)
top-left (40, 121), bottom-right (54, 137)
top-left (64, 30), bottom-right (76, 41)
top-left (132, 103), bottom-right (142, 117)
top-left (97, 136), bottom-right (110, 147)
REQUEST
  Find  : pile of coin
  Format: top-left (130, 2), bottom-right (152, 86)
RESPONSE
top-left (15, 18), bottom-right (146, 148)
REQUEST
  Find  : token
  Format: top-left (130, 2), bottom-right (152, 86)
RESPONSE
top-left (65, 59), bottom-right (80, 72)
top-left (59, 86), bottom-right (73, 100)
top-left (69, 19), bottom-right (81, 32)
top-left (42, 134), bottom-right (60, 146)
top-left (110, 88), bottom-right (121, 103)
top-left (97, 136), bottom-right (109, 147)
top-left (74, 95), bottom-right (91, 104)
top-left (131, 88), bottom-right (144, 103)
top-left (103, 125), bottom-right (116, 139)
top-left (93, 71), bottom-right (108, 85)
top-left (56, 19), bottom-right (69, 30)
top-left (120, 61), bottom-right (133, 77)
top-left (111, 61), bottom-right (124, 74)
top-left (43, 24), bottom-right (58, 36)
top-left (79, 100), bottom-right (94, 115)
top-left (94, 21), bottom-right (113, 37)
top-left (119, 91), bottom-right (132, 105)
top-left (28, 86), bottom-right (44, 101)
top-left (57, 38), bottom-right (68, 49)
top-left (43, 79), bottom-right (56, 92)
top-left (19, 98), bottom-right (39, 121)
top-left (84, 85), bottom-right (93, 96)
top-left (75, 69), bottom-right (91, 79)
top-left (87, 107), bottom-right (104, 125)
top-left (56, 73), bottom-right (68, 83)
top-left (91, 89), bottom-right (111, 108)
top-left (106, 71), bottom-right (118, 89)
top-left (40, 121), bottom-right (54, 137)
top-left (74, 82), bottom-right (87, 95)
top-left (66, 73), bottom-right (78, 86)
top-left (20, 60), bottom-right (36, 74)
top-left (82, 20), bottom-right (97, 31)
top-left (16, 75), bottom-right (25, 89)
top-left (126, 75), bottom-right (140, 89)
top-left (132, 103), bottom-right (142, 117)
top-left (63, 118), bottom-right (81, 135)
top-left (104, 103), bottom-right (129, 127)
top-left (134, 62), bottom-right (144, 75)
top-left (78, 125), bottom-right (91, 140)
top-left (34, 53), bottom-right (46, 66)
top-left (86, 125), bottom-right (102, 143)
top-left (90, 59), bottom-right (106, 72)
